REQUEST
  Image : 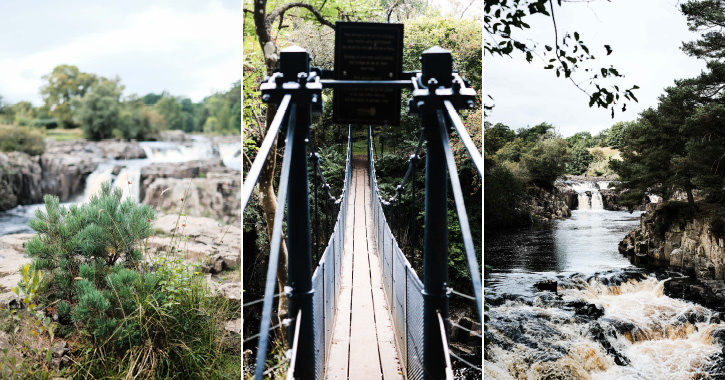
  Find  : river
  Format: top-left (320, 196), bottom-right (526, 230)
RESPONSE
top-left (485, 208), bottom-right (725, 379)
top-left (0, 136), bottom-right (241, 238)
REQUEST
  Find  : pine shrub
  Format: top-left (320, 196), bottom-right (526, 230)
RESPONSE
top-left (26, 182), bottom-right (154, 301)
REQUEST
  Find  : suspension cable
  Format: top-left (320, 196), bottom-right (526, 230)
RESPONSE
top-left (437, 109), bottom-right (483, 325)
top-left (285, 309), bottom-right (302, 380)
top-left (242, 291), bottom-right (287, 308)
top-left (388, 132), bottom-right (424, 204)
top-left (443, 100), bottom-right (483, 178)
top-left (253, 103), bottom-right (297, 380)
top-left (242, 94), bottom-right (292, 210)
top-left (243, 314), bottom-right (296, 344)
top-left (437, 311), bottom-right (455, 380)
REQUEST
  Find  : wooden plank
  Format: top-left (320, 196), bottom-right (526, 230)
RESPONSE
top-left (325, 161), bottom-right (402, 380)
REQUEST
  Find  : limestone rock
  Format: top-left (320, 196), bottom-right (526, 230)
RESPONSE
top-left (159, 130), bottom-right (191, 142)
top-left (147, 215), bottom-right (240, 272)
top-left (217, 282), bottom-right (241, 309)
top-left (96, 140), bottom-right (147, 159)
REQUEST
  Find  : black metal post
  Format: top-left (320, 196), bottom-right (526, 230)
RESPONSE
top-left (282, 46), bottom-right (316, 380)
top-left (313, 154), bottom-right (320, 262)
top-left (420, 46), bottom-right (451, 380)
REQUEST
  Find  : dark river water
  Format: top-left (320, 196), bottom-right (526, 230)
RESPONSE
top-left (485, 210), bottom-right (725, 380)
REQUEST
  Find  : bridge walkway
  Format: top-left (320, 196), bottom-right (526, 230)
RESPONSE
top-left (325, 157), bottom-right (404, 380)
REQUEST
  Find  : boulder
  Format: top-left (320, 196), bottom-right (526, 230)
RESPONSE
top-left (39, 150), bottom-right (97, 201)
top-left (142, 174), bottom-right (240, 225)
top-left (138, 159), bottom-right (234, 202)
top-left (0, 152), bottom-right (43, 210)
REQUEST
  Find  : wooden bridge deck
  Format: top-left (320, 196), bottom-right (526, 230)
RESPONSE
top-left (325, 158), bottom-right (403, 380)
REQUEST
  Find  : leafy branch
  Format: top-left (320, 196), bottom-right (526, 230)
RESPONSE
top-left (484, 0), bottom-right (639, 117)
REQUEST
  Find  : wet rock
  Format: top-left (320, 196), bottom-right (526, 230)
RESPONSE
top-left (534, 280), bottom-right (557, 292)
top-left (159, 130), bottom-right (191, 142)
top-left (95, 140), bottom-right (147, 159)
top-left (138, 159), bottom-right (235, 201)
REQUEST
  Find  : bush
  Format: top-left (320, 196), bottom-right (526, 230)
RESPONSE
top-left (0, 125), bottom-right (46, 155)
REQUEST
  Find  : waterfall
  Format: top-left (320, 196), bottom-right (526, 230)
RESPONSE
top-left (570, 181), bottom-right (604, 211)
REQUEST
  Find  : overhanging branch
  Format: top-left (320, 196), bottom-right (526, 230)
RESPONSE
top-left (267, 2), bottom-right (335, 30)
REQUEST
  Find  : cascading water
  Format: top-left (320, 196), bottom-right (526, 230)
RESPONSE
top-left (0, 138), bottom-right (241, 237)
top-left (569, 181), bottom-right (605, 211)
top-left (485, 210), bottom-right (725, 380)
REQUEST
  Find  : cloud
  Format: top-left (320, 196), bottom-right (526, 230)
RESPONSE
top-left (0, 1), bottom-right (240, 105)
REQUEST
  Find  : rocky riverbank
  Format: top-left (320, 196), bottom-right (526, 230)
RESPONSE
top-left (140, 159), bottom-right (240, 225)
top-left (0, 214), bottom-right (241, 318)
top-left (0, 139), bottom-right (152, 211)
top-left (619, 202), bottom-right (725, 311)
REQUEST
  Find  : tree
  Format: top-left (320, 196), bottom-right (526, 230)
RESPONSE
top-left (606, 121), bottom-right (634, 149)
top-left (521, 138), bottom-right (569, 189)
top-left (156, 96), bottom-right (184, 131)
top-left (73, 77), bottom-right (124, 140)
top-left (484, 122), bottom-right (516, 155)
top-left (41, 65), bottom-right (98, 129)
top-left (244, 0), bottom-right (343, 347)
top-left (566, 142), bottom-right (592, 175)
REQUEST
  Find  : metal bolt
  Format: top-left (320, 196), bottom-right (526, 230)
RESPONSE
top-left (262, 94), bottom-right (271, 102)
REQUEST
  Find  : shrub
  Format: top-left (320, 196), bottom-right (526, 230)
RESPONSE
top-left (0, 125), bottom-right (46, 155)
top-left (25, 182), bottom-right (239, 379)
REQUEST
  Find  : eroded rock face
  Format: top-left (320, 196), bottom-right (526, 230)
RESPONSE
top-left (139, 160), bottom-right (240, 224)
top-left (619, 203), bottom-right (725, 281)
top-left (0, 152), bottom-right (43, 210)
top-left (39, 150), bottom-right (97, 202)
top-left (528, 187), bottom-right (572, 222)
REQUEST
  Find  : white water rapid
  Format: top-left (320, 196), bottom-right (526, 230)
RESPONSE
top-left (485, 277), bottom-right (725, 380)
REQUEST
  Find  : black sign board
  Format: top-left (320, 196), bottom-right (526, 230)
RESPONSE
top-left (333, 22), bottom-right (404, 126)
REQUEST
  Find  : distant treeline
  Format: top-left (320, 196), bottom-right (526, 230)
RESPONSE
top-left (0, 64), bottom-right (240, 141)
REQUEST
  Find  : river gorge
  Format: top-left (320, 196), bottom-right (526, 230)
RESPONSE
top-left (485, 182), bottom-right (725, 380)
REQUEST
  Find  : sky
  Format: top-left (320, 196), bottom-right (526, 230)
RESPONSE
top-left (484, 0), bottom-right (707, 138)
top-left (0, 0), bottom-right (240, 106)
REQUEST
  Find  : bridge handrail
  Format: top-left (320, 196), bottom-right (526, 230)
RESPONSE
top-left (308, 124), bottom-right (353, 379)
top-left (368, 125), bottom-right (427, 379)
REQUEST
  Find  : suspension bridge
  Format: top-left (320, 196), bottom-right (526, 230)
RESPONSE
top-left (242, 45), bottom-right (483, 380)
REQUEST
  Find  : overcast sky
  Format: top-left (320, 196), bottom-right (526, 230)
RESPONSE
top-left (485, 0), bottom-right (707, 137)
top-left (0, 0), bottom-right (239, 106)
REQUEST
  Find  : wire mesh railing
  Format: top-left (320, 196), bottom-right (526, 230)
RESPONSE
top-left (310, 124), bottom-right (353, 380)
top-left (368, 125), bottom-right (427, 380)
